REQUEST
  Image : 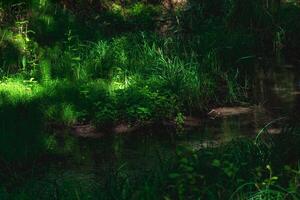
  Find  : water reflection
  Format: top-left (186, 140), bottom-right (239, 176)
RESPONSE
top-left (182, 64), bottom-right (300, 148)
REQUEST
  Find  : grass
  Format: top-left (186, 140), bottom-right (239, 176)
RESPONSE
top-left (1, 0), bottom-right (285, 127)
top-left (0, 30), bottom-right (248, 129)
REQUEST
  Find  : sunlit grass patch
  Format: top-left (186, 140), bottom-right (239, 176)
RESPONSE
top-left (0, 78), bottom-right (43, 104)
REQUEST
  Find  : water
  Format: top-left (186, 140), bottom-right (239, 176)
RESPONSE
top-left (1, 64), bottom-right (300, 198)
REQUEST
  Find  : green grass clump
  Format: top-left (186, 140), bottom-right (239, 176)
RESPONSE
top-left (0, 79), bottom-right (42, 104)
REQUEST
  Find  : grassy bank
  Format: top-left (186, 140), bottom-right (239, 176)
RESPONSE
top-left (1, 0), bottom-right (300, 129)
top-left (0, 30), bottom-right (250, 129)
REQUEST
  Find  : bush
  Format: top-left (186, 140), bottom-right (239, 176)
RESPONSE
top-left (116, 85), bottom-right (178, 123)
top-left (0, 31), bottom-right (24, 75)
top-left (44, 103), bottom-right (79, 126)
top-left (94, 103), bottom-right (117, 130)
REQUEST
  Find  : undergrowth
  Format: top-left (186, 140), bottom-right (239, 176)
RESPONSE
top-left (1, 1), bottom-right (300, 199)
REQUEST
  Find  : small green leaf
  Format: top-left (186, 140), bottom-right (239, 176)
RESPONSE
top-left (169, 173), bottom-right (180, 179)
top-left (212, 159), bottom-right (221, 167)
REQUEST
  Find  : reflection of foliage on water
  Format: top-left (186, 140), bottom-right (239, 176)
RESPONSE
top-left (165, 124), bottom-right (300, 200)
top-left (0, 122), bottom-right (299, 199)
top-left (10, 170), bottom-right (101, 200)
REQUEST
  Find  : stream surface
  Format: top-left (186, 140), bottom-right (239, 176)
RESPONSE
top-left (3, 64), bottom-right (300, 196)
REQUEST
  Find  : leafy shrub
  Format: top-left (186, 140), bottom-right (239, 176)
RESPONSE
top-left (79, 79), bottom-right (113, 119)
top-left (44, 103), bottom-right (79, 126)
top-left (126, 2), bottom-right (160, 30)
top-left (93, 103), bottom-right (117, 130)
top-left (0, 31), bottom-right (24, 74)
top-left (116, 85), bottom-right (178, 123)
